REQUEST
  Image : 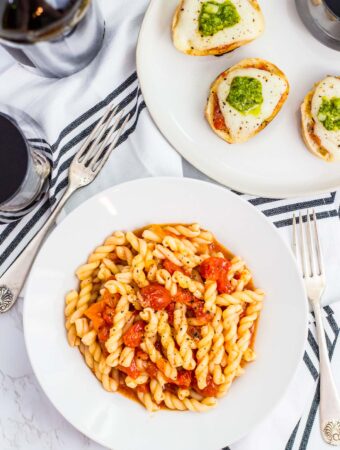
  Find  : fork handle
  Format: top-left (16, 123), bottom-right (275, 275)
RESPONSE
top-left (0, 185), bottom-right (74, 313)
top-left (312, 300), bottom-right (340, 446)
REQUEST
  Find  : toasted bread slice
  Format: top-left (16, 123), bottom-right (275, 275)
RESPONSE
top-left (301, 76), bottom-right (340, 162)
top-left (172, 0), bottom-right (264, 56)
top-left (205, 58), bottom-right (290, 144)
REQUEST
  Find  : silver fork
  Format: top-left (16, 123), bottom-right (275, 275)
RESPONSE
top-left (293, 209), bottom-right (340, 446)
top-left (0, 103), bottom-right (130, 314)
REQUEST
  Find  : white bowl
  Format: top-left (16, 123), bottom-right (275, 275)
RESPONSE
top-left (23, 177), bottom-right (308, 450)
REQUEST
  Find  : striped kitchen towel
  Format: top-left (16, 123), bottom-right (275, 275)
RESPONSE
top-left (224, 303), bottom-right (340, 450)
top-left (0, 0), bottom-right (339, 449)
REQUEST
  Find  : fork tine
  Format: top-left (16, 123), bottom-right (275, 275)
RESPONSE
top-left (90, 113), bottom-right (130, 173)
top-left (89, 109), bottom-right (125, 169)
top-left (82, 105), bottom-right (119, 165)
top-left (299, 211), bottom-right (307, 278)
top-left (93, 109), bottom-right (126, 161)
top-left (76, 103), bottom-right (116, 162)
top-left (313, 209), bottom-right (324, 276)
top-left (306, 209), bottom-right (315, 277)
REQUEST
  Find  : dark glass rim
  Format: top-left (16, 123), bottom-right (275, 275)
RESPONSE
top-left (324, 1), bottom-right (340, 22)
top-left (295, 0), bottom-right (340, 51)
top-left (0, 112), bottom-right (30, 208)
top-left (0, 0), bottom-right (90, 44)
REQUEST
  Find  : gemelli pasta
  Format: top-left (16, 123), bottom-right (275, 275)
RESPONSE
top-left (64, 223), bottom-right (264, 412)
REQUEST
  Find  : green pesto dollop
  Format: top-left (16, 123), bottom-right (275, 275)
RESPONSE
top-left (198, 1), bottom-right (240, 37)
top-left (226, 76), bottom-right (264, 114)
top-left (317, 97), bottom-right (340, 131)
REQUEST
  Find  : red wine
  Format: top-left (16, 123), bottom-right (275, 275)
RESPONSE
top-left (0, 114), bottom-right (28, 205)
top-left (324, 0), bottom-right (340, 18)
top-left (0, 0), bottom-right (87, 43)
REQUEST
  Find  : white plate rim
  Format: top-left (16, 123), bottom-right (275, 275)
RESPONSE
top-left (23, 176), bottom-right (309, 449)
top-left (136, 0), bottom-right (340, 199)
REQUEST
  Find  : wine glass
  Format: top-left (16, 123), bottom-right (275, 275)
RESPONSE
top-left (0, 105), bottom-right (51, 214)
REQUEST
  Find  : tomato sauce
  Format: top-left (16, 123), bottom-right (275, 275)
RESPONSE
top-left (213, 94), bottom-right (227, 131)
top-left (117, 383), bottom-right (139, 402)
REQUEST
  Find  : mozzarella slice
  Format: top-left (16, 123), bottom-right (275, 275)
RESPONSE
top-left (311, 76), bottom-right (340, 159)
top-left (173, 0), bottom-right (264, 54)
top-left (216, 68), bottom-right (288, 143)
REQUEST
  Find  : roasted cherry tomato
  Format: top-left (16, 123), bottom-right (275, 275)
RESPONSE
top-left (195, 374), bottom-right (218, 397)
top-left (118, 358), bottom-right (140, 379)
top-left (102, 306), bottom-right (115, 326)
top-left (104, 291), bottom-right (120, 308)
top-left (199, 257), bottom-right (229, 280)
top-left (190, 301), bottom-right (212, 325)
top-left (123, 320), bottom-right (145, 348)
top-left (140, 284), bottom-right (172, 310)
top-left (163, 260), bottom-right (183, 275)
top-left (84, 301), bottom-right (105, 331)
top-left (97, 325), bottom-right (110, 343)
top-left (199, 257), bottom-right (231, 294)
top-left (173, 288), bottom-right (194, 306)
top-left (175, 370), bottom-right (192, 388)
top-left (216, 276), bottom-right (232, 294)
top-left (136, 349), bottom-right (149, 361)
top-left (84, 290), bottom-right (118, 332)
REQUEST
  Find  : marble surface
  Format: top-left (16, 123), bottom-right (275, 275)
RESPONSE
top-left (0, 299), bottom-right (106, 450)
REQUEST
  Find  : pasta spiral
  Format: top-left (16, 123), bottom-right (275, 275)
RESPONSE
top-left (153, 244), bottom-right (183, 266)
top-left (195, 324), bottom-right (214, 389)
top-left (172, 271), bottom-right (204, 299)
top-left (156, 269), bottom-right (178, 296)
top-left (209, 307), bottom-right (225, 385)
top-left (140, 307), bottom-right (158, 341)
top-left (163, 392), bottom-right (216, 412)
top-left (174, 303), bottom-right (196, 370)
top-left (65, 223), bottom-right (264, 412)
top-left (204, 280), bottom-right (217, 314)
top-left (105, 295), bottom-right (130, 365)
top-left (158, 311), bottom-right (183, 368)
top-left (65, 290), bottom-right (80, 347)
top-left (150, 372), bottom-right (166, 404)
top-left (137, 391), bottom-right (159, 412)
top-left (222, 304), bottom-right (243, 354)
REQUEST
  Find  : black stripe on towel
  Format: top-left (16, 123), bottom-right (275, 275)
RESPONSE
top-left (0, 73), bottom-right (145, 268)
top-left (285, 420), bottom-right (301, 450)
top-left (303, 352), bottom-right (318, 381)
top-left (273, 209), bottom-right (338, 228)
top-left (51, 71), bottom-right (138, 151)
top-left (263, 193), bottom-right (336, 217)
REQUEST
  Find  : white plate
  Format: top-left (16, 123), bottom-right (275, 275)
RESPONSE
top-left (137, 0), bottom-right (340, 198)
top-left (24, 178), bottom-right (308, 450)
